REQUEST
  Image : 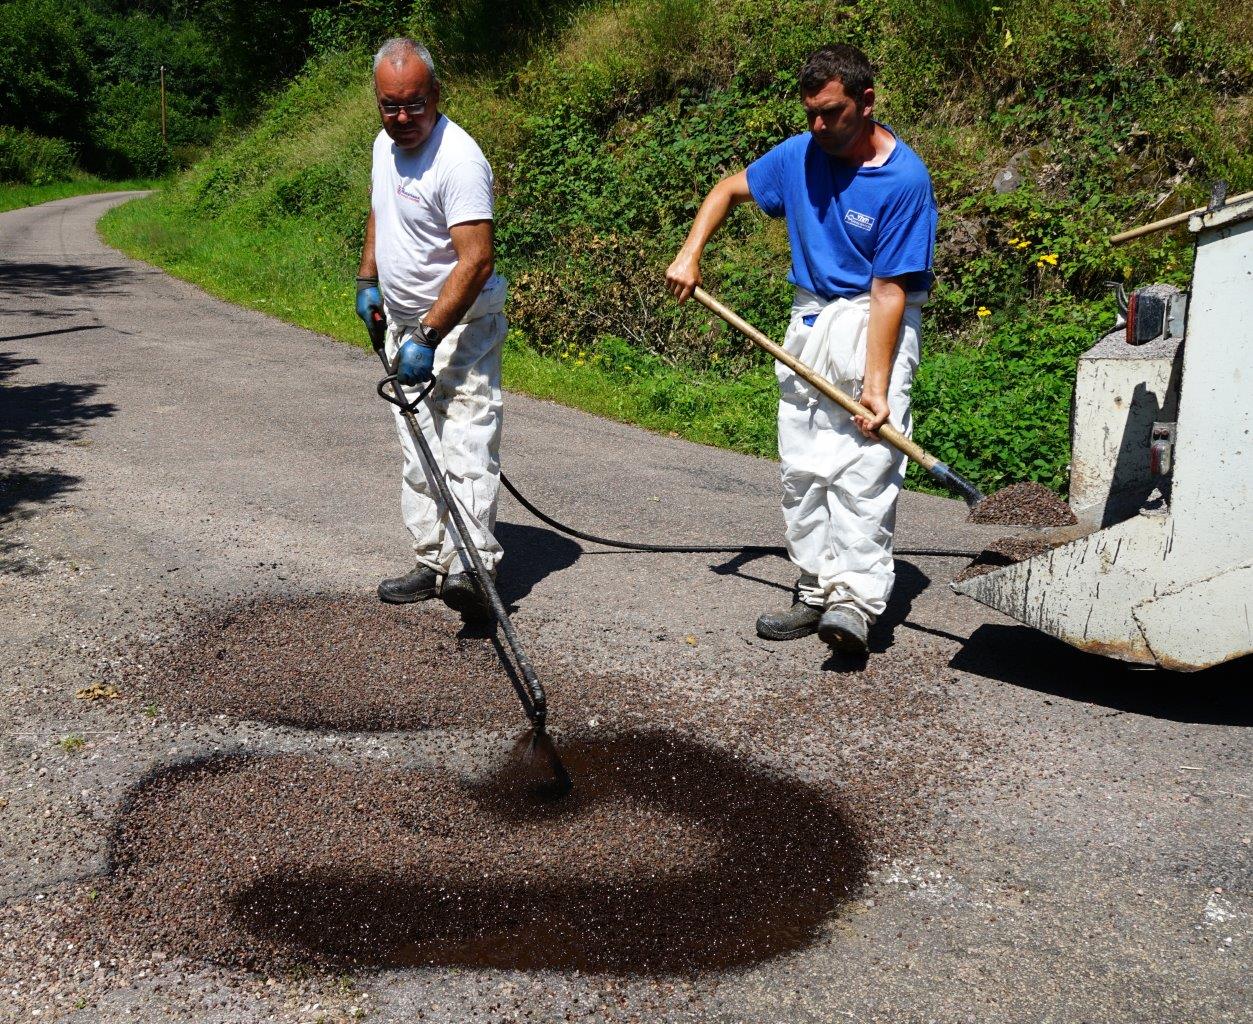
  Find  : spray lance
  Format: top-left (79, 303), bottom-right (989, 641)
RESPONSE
top-left (365, 310), bottom-right (572, 798)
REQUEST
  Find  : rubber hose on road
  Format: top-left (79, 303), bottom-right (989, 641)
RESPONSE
top-left (499, 473), bottom-right (980, 559)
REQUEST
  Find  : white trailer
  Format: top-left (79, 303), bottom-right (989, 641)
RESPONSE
top-left (953, 193), bottom-right (1252, 671)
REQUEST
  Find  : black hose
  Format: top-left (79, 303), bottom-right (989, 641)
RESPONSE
top-left (498, 471), bottom-right (981, 560)
top-left (499, 472), bottom-right (781, 555)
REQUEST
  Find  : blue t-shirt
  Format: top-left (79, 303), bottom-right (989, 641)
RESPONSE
top-left (746, 128), bottom-right (937, 299)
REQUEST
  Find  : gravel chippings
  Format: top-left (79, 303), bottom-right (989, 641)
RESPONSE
top-left (91, 733), bottom-right (867, 976)
top-left (0, 591), bottom-right (991, 1011)
top-left (969, 482), bottom-right (1077, 527)
top-left (126, 594), bottom-right (521, 731)
top-left (954, 535), bottom-right (1061, 581)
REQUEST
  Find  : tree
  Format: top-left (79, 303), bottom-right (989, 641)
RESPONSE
top-left (0, 0), bottom-right (92, 137)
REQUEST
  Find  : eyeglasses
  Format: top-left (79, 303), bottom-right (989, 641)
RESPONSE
top-left (378, 98), bottom-right (429, 118)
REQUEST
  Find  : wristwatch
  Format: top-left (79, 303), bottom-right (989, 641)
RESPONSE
top-left (418, 323), bottom-right (444, 348)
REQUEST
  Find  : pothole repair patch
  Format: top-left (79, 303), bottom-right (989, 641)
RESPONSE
top-left (99, 731), bottom-right (868, 975)
top-left (126, 594), bottom-right (522, 731)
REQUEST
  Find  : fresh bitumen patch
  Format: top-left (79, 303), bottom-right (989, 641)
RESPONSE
top-left (129, 594), bottom-right (521, 732)
top-left (97, 733), bottom-right (868, 975)
top-left (75, 592), bottom-right (991, 979)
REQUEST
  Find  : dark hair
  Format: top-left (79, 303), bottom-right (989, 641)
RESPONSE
top-left (799, 44), bottom-right (874, 98)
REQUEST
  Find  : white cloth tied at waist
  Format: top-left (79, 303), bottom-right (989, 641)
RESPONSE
top-left (386, 275), bottom-right (508, 329)
top-left (785, 286), bottom-right (928, 396)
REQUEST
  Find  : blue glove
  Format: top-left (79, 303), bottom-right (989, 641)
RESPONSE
top-left (395, 338), bottom-right (436, 386)
top-left (355, 276), bottom-right (383, 328)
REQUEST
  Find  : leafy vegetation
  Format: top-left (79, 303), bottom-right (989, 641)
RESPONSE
top-left (0, 0), bottom-right (354, 180)
top-left (57, 734), bottom-right (86, 753)
top-left (0, 126), bottom-right (74, 184)
top-left (101, 0), bottom-right (1252, 495)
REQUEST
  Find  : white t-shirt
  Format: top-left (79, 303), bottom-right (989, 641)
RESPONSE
top-left (371, 115), bottom-right (502, 320)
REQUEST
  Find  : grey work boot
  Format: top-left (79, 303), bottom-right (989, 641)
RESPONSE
top-left (378, 565), bottom-right (440, 604)
top-left (756, 602), bottom-right (823, 640)
top-left (818, 605), bottom-right (869, 655)
top-left (441, 570), bottom-right (495, 617)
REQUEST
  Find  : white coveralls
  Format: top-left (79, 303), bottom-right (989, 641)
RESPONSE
top-left (778, 286), bottom-right (926, 623)
top-left (384, 280), bottom-right (508, 575)
top-left (370, 115), bottom-right (507, 577)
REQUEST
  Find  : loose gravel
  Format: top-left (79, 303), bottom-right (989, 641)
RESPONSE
top-left (128, 594), bottom-right (521, 731)
top-left (969, 481), bottom-right (1077, 527)
top-left (954, 535), bottom-right (1061, 581)
top-left (92, 733), bottom-right (867, 976)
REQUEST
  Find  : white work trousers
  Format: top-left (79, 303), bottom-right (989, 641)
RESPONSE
top-left (383, 305), bottom-right (507, 576)
top-left (777, 289), bottom-right (924, 622)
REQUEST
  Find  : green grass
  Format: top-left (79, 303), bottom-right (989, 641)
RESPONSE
top-left (100, 196), bottom-right (361, 339)
top-left (0, 176), bottom-right (162, 214)
top-left (502, 334), bottom-right (779, 456)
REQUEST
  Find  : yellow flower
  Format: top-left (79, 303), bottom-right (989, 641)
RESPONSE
top-left (1016, 240), bottom-right (1030, 250)
top-left (1040, 252), bottom-right (1059, 265)
top-left (977, 306), bottom-right (991, 318)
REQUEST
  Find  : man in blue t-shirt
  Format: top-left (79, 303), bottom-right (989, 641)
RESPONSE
top-left (666, 43), bottom-right (937, 656)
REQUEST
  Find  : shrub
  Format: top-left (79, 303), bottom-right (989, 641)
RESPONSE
top-left (85, 81), bottom-right (172, 179)
top-left (909, 297), bottom-right (1113, 495)
top-left (0, 126), bottom-right (75, 184)
top-left (0, 0), bottom-right (91, 137)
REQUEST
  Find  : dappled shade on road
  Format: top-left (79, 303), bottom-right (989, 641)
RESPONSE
top-left (0, 350), bottom-right (115, 523)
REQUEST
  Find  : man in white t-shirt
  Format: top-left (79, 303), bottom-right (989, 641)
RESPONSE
top-left (356, 37), bottom-right (508, 614)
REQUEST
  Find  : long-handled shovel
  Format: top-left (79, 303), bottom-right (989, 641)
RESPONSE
top-left (366, 311), bottom-right (572, 798)
top-left (691, 286), bottom-right (985, 508)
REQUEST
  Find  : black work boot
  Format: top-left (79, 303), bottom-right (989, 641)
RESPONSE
top-left (756, 575), bottom-right (822, 640)
top-left (441, 570), bottom-right (494, 617)
top-left (756, 601), bottom-right (822, 640)
top-left (377, 565), bottom-right (440, 604)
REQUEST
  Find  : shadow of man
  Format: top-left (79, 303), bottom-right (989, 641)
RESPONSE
top-left (489, 519), bottom-right (582, 609)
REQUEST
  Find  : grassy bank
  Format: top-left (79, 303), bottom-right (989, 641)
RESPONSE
top-left (0, 177), bottom-right (160, 214)
top-left (100, 0), bottom-right (1253, 494)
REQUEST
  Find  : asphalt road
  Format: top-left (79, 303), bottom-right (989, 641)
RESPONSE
top-left (1, 193), bottom-right (1248, 1023)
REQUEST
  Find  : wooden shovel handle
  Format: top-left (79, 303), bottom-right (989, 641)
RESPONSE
top-left (1109, 190), bottom-right (1253, 245)
top-left (691, 286), bottom-right (938, 471)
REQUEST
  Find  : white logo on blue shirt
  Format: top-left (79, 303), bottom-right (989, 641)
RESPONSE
top-left (844, 209), bottom-right (875, 231)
